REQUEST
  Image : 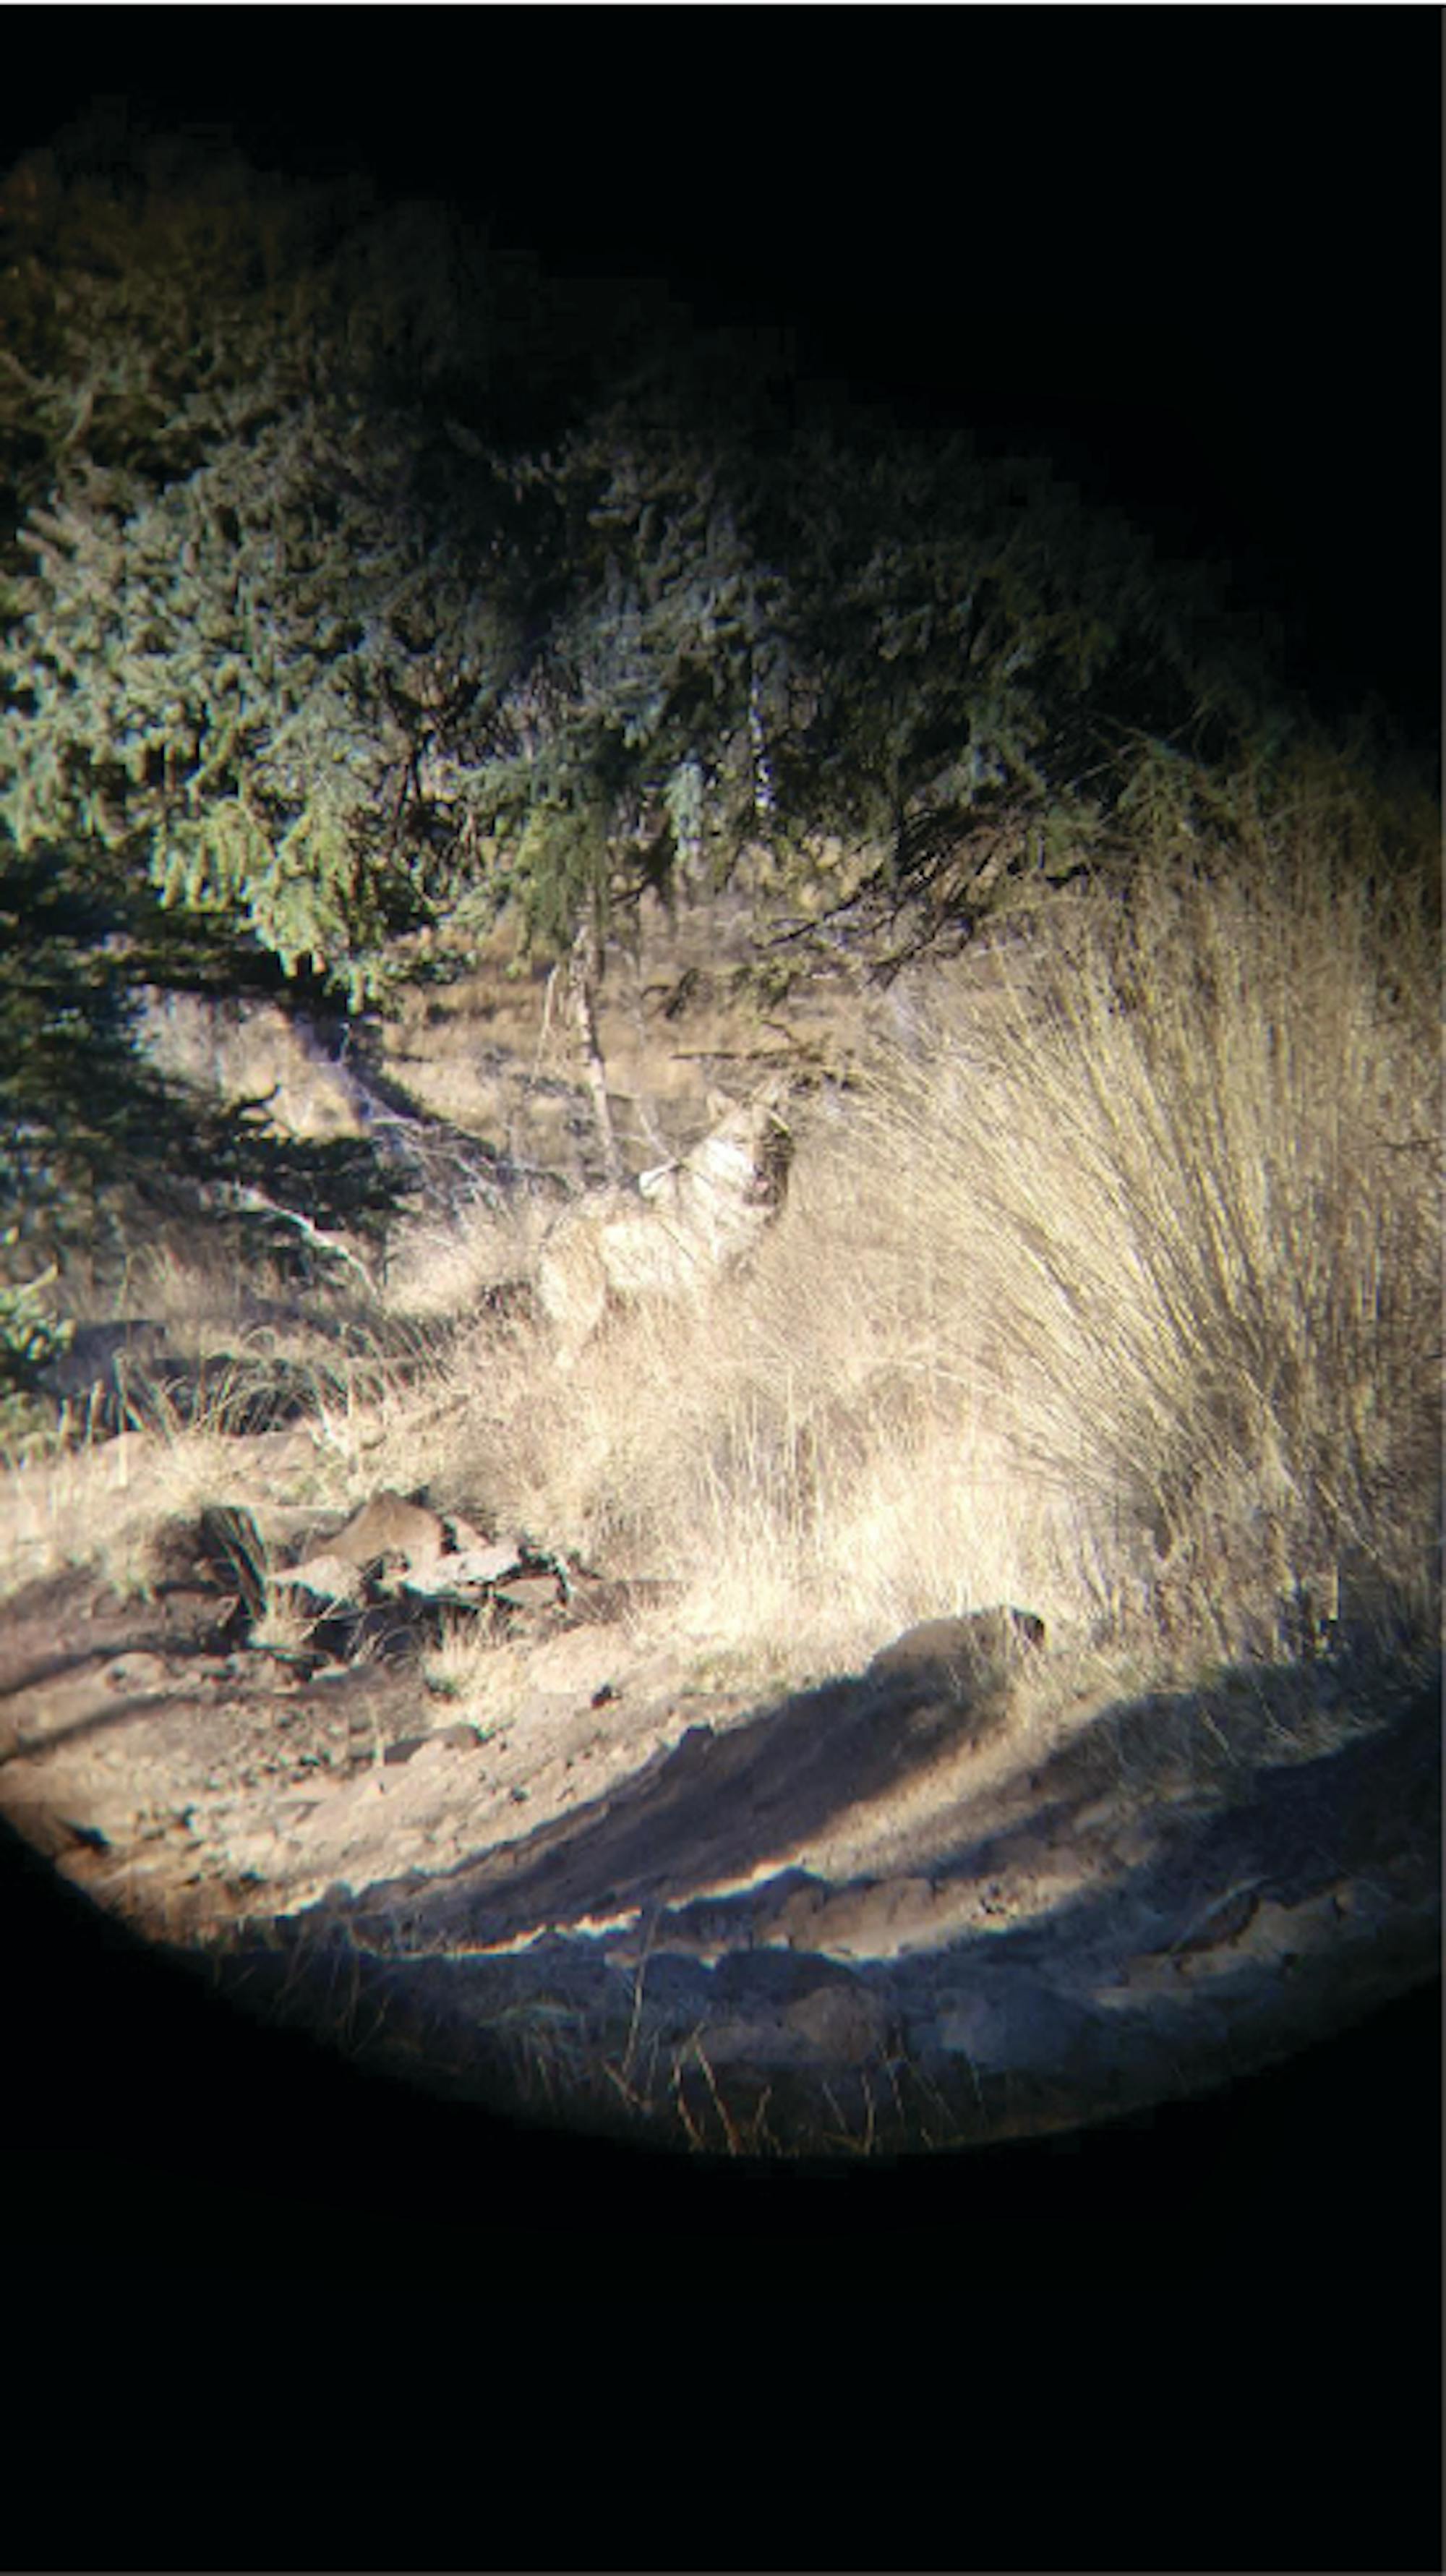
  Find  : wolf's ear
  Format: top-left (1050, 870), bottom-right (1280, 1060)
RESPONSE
top-left (753, 1073), bottom-right (790, 1119)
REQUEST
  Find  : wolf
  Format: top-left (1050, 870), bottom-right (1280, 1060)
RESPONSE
top-left (536, 1085), bottom-right (793, 1363)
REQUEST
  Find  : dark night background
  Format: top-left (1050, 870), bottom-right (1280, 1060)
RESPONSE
top-left (1, 17), bottom-right (1440, 2564)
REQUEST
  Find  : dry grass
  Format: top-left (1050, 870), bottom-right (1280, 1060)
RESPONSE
top-left (4, 801), bottom-right (1437, 1718)
top-left (425, 835), bottom-right (1438, 1690)
top-left (0, 1412), bottom-right (307, 1603)
top-left (851, 857), bottom-right (1439, 1651)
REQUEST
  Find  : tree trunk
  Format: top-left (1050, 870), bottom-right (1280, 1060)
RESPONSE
top-left (569, 915), bottom-right (623, 1185)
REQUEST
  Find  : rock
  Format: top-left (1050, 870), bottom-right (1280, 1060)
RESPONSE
top-left (492, 1571), bottom-right (568, 1613)
top-left (782, 1979), bottom-right (894, 2062)
top-left (273, 1551), bottom-right (366, 1605)
top-left (422, 1540), bottom-right (521, 1590)
top-left (866, 1605), bottom-right (1045, 1697)
top-left (317, 1492), bottom-right (450, 1572)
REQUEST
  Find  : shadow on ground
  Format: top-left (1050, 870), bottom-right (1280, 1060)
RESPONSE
top-left (221, 1632), bottom-right (1440, 2159)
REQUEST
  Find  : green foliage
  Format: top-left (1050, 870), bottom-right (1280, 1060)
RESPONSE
top-left (1090, 714), bottom-right (1443, 921)
top-left (0, 114), bottom-right (615, 999)
top-left (0, 1248), bottom-right (72, 1375)
top-left (0, 1240), bottom-right (73, 1445)
top-left (1, 116), bottom-right (1304, 1020)
top-left (469, 356), bottom-right (1301, 976)
top-left (1, 387), bottom-right (544, 999)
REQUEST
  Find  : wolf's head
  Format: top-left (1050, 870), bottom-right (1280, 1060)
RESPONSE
top-left (695, 1086), bottom-right (792, 1204)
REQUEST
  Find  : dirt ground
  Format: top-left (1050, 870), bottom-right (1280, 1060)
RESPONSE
top-left (0, 1491), bottom-right (1437, 2158)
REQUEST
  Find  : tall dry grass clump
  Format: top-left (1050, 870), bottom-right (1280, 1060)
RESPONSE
top-left (858, 845), bottom-right (1439, 1665)
top-left (472, 776), bottom-right (1438, 1686)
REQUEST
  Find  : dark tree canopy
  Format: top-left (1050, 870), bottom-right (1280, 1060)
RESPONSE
top-left (1, 113), bottom-right (1304, 991)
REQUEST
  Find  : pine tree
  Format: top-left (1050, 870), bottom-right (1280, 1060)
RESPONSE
top-left (1, 111), bottom-right (1312, 1218)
